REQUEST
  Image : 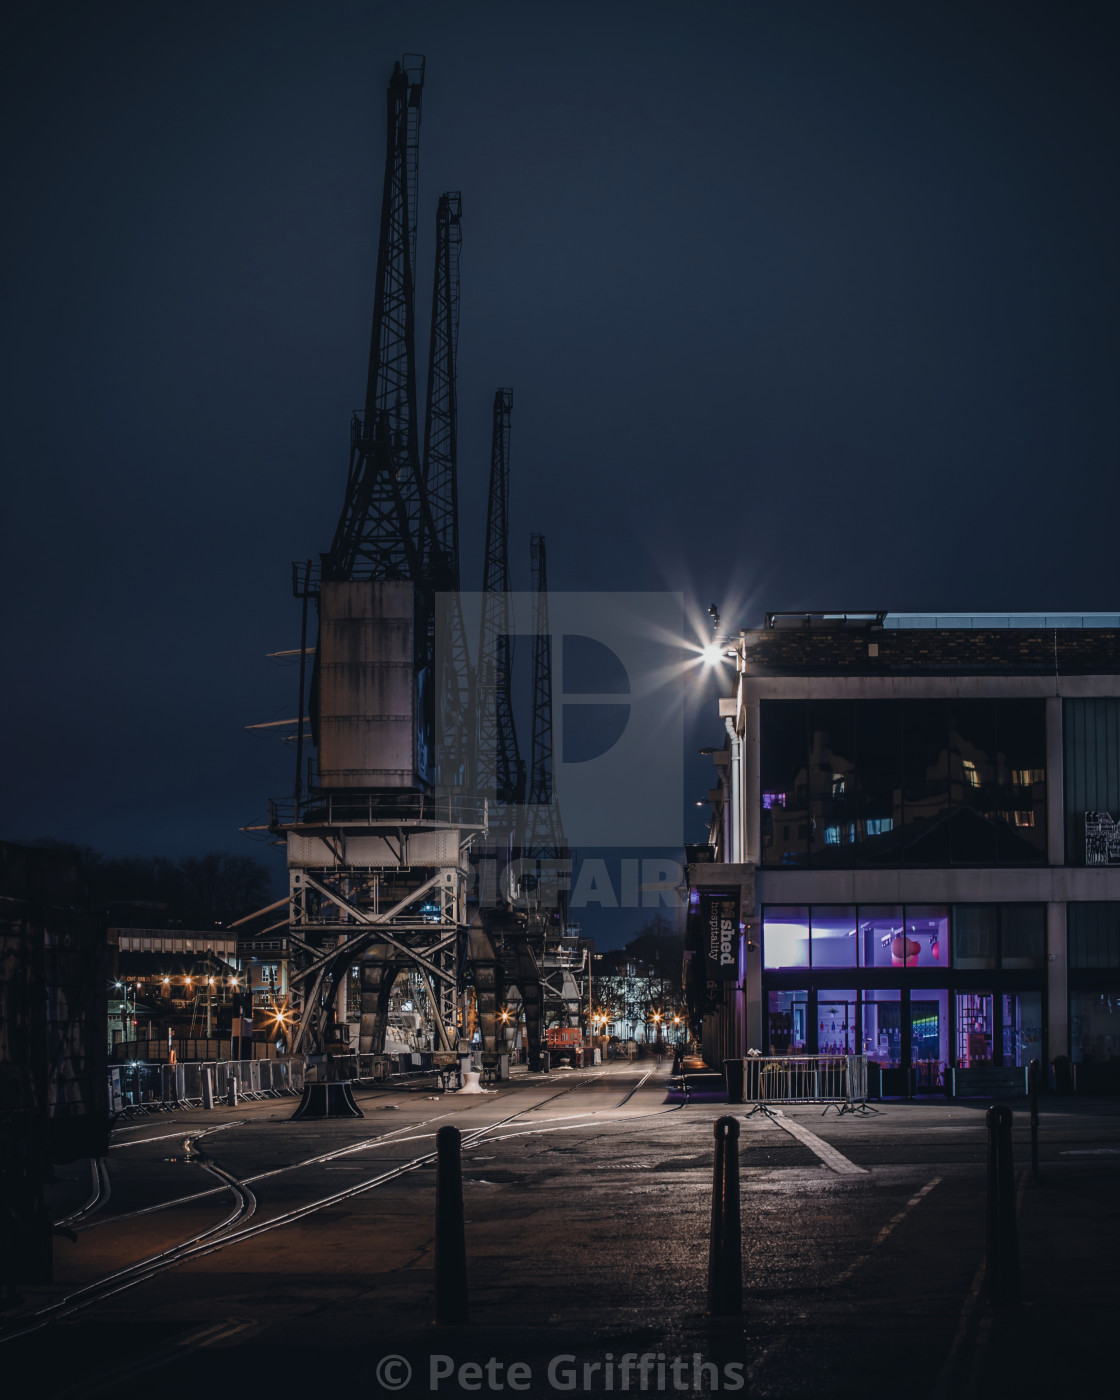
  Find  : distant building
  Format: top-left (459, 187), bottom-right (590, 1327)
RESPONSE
top-left (110, 927), bottom-right (247, 1061)
top-left (688, 612), bottom-right (1120, 1093)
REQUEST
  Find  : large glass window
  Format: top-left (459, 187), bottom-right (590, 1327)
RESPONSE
top-left (995, 702), bottom-right (1048, 861)
top-left (763, 902), bottom-right (1054, 971)
top-left (853, 700), bottom-right (902, 863)
top-left (810, 906), bottom-right (857, 968)
top-left (760, 702), bottom-right (809, 867)
top-left (949, 700), bottom-right (998, 864)
top-left (905, 906), bottom-right (950, 969)
top-left (817, 990), bottom-right (857, 1055)
top-left (952, 903), bottom-right (1045, 969)
top-left (1063, 698), bottom-right (1120, 866)
top-left (953, 905), bottom-right (998, 968)
top-left (1069, 903), bottom-right (1120, 968)
top-left (900, 700), bottom-right (950, 864)
top-left (767, 989), bottom-right (808, 1054)
top-left (762, 906), bottom-right (810, 969)
top-left (809, 701), bottom-right (857, 863)
top-left (1001, 905), bottom-right (1045, 969)
top-left (859, 906), bottom-right (905, 968)
top-left (761, 699), bottom-right (1046, 868)
top-left (1070, 990), bottom-right (1120, 1065)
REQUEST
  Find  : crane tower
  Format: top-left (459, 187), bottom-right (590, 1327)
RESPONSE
top-left (268, 58), bottom-right (483, 1106)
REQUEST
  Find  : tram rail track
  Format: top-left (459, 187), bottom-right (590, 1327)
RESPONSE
top-left (52, 1156), bottom-right (111, 1231)
top-left (78, 1067), bottom-right (625, 1230)
top-left (4, 1068), bottom-right (627, 1340)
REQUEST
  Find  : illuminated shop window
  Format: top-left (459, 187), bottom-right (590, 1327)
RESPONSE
top-left (858, 906), bottom-right (905, 968)
top-left (762, 907), bottom-right (809, 969)
top-left (862, 990), bottom-right (901, 1067)
top-left (904, 906), bottom-right (950, 969)
top-left (810, 906), bottom-right (857, 968)
top-left (767, 989), bottom-right (807, 1054)
top-left (818, 991), bottom-right (856, 1054)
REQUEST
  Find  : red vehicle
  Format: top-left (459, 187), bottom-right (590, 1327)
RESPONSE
top-left (545, 1026), bottom-right (581, 1048)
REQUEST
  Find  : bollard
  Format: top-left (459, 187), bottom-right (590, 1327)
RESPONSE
top-left (435, 1126), bottom-right (469, 1325)
top-left (707, 1116), bottom-right (742, 1316)
top-left (227, 1074), bottom-right (238, 1108)
top-left (202, 1068), bottom-right (214, 1111)
top-left (985, 1105), bottom-right (1020, 1306)
top-left (1028, 1059), bottom-right (1040, 1181)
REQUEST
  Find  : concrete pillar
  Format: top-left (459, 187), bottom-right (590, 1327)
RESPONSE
top-left (1046, 696), bottom-right (1064, 865)
top-left (744, 697), bottom-right (761, 866)
top-left (743, 917), bottom-right (763, 1052)
top-left (335, 961), bottom-right (348, 1025)
top-left (358, 952), bottom-right (398, 1055)
top-left (1047, 901), bottom-right (1068, 1060)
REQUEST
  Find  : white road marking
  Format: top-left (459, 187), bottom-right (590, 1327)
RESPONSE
top-left (749, 1175), bottom-right (942, 1386)
top-left (767, 1109), bottom-right (868, 1175)
top-left (837, 1177), bottom-right (942, 1281)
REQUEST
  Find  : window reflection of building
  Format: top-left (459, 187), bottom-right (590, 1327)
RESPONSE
top-left (760, 698), bottom-right (1047, 869)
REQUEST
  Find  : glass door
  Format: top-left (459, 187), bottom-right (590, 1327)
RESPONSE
top-left (956, 992), bottom-right (993, 1067)
top-left (767, 989), bottom-right (807, 1054)
top-left (1002, 991), bottom-right (1043, 1067)
top-left (862, 990), bottom-right (901, 1067)
top-left (910, 990), bottom-right (950, 1090)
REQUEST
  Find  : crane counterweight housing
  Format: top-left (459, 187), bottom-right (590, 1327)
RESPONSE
top-left (315, 579), bottom-right (432, 791)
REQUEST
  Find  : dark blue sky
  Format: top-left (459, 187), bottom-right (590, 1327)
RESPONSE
top-left (3, 1), bottom-right (1118, 940)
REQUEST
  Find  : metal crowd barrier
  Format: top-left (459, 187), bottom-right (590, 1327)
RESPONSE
top-left (744, 1054), bottom-right (872, 1115)
top-left (168, 1057), bottom-right (306, 1105)
top-left (112, 1050), bottom-right (440, 1115)
top-left (111, 1058), bottom-right (306, 1113)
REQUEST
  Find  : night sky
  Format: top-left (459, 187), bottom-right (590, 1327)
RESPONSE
top-left (3, 2), bottom-right (1118, 941)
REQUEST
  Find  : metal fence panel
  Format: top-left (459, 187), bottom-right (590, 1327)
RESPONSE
top-left (744, 1055), bottom-right (866, 1105)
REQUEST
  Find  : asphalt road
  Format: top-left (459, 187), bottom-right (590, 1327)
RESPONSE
top-left (3, 1061), bottom-right (1117, 1399)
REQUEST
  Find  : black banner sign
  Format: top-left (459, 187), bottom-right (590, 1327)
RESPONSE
top-left (701, 891), bottom-right (741, 984)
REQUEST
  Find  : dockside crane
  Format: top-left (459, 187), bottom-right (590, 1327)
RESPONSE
top-left (326, 56), bottom-right (432, 587)
top-left (523, 533), bottom-right (561, 852)
top-left (423, 193), bottom-right (473, 794)
top-left (475, 388), bottom-right (525, 830)
top-left (516, 535), bottom-right (585, 1036)
top-left (262, 57), bottom-right (485, 1102)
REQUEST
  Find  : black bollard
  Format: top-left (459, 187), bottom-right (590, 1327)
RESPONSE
top-left (435, 1125), bottom-right (469, 1325)
top-left (1028, 1059), bottom-right (1040, 1181)
top-left (707, 1116), bottom-right (742, 1316)
top-left (985, 1105), bottom-right (1020, 1306)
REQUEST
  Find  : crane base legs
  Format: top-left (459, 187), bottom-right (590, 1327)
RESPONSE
top-left (290, 1081), bottom-right (364, 1120)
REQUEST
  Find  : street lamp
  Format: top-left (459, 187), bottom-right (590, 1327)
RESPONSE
top-left (114, 980), bottom-right (127, 1045)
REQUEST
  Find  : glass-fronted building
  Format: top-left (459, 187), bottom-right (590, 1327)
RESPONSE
top-left (686, 612), bottom-right (1120, 1092)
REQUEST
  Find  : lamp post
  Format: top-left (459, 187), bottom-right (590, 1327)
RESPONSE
top-left (114, 981), bottom-right (127, 1048)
